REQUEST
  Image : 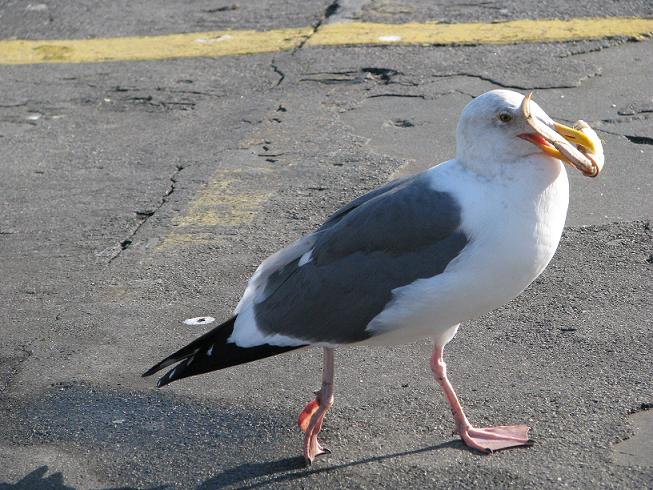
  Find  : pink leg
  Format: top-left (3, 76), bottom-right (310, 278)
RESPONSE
top-left (430, 344), bottom-right (532, 453)
top-left (298, 347), bottom-right (335, 464)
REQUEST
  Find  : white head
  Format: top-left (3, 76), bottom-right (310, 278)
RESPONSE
top-left (455, 90), bottom-right (602, 177)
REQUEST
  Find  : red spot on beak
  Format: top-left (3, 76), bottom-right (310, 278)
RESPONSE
top-left (519, 132), bottom-right (551, 148)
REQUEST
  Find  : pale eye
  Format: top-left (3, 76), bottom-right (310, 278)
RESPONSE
top-left (498, 112), bottom-right (513, 123)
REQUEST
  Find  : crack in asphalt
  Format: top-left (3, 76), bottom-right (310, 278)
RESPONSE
top-left (293, 0), bottom-right (340, 53)
top-left (0, 101), bottom-right (28, 108)
top-left (366, 88), bottom-right (475, 100)
top-left (101, 85), bottom-right (223, 112)
top-left (299, 65), bottom-right (597, 92)
top-left (367, 93), bottom-right (427, 99)
top-left (453, 88), bottom-right (476, 98)
top-left (107, 164), bottom-right (184, 264)
top-left (202, 5), bottom-right (239, 14)
top-left (157, 88), bottom-right (224, 98)
top-left (625, 135), bottom-right (653, 145)
top-left (430, 72), bottom-right (599, 90)
top-left (300, 67), bottom-right (407, 86)
top-left (556, 37), bottom-right (634, 59)
top-left (592, 127), bottom-right (630, 138)
top-left (270, 59), bottom-right (285, 87)
top-left (597, 113), bottom-right (653, 125)
top-left (587, 126), bottom-right (653, 148)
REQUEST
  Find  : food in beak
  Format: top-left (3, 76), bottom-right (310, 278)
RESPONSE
top-left (568, 120), bottom-right (604, 176)
top-left (520, 92), bottom-right (604, 177)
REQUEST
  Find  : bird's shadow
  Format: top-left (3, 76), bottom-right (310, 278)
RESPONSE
top-left (1, 441), bottom-right (481, 489)
top-left (197, 439), bottom-right (465, 489)
top-left (0, 465), bottom-right (168, 490)
top-left (0, 466), bottom-right (74, 490)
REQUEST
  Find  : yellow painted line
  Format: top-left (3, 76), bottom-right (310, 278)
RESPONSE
top-left (0, 27), bottom-right (312, 65)
top-left (158, 232), bottom-right (224, 249)
top-left (0, 17), bottom-right (652, 65)
top-left (159, 167), bottom-right (273, 250)
top-left (308, 17), bottom-right (653, 47)
top-left (172, 169), bottom-right (271, 228)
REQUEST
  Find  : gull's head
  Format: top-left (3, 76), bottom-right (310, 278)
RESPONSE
top-left (456, 90), bottom-right (603, 177)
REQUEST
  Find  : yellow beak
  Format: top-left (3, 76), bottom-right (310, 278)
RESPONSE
top-left (520, 92), bottom-right (604, 177)
top-left (524, 122), bottom-right (595, 158)
top-left (552, 122), bottom-right (597, 154)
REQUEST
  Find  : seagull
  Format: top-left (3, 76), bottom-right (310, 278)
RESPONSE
top-left (143, 90), bottom-right (603, 464)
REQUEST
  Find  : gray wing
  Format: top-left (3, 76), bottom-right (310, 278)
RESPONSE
top-left (253, 172), bottom-right (468, 344)
top-left (319, 175), bottom-right (413, 230)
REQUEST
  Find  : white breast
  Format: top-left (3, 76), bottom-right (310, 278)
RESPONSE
top-left (366, 156), bottom-right (569, 345)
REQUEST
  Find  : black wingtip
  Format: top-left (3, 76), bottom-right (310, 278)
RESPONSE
top-left (143, 315), bottom-right (303, 388)
top-left (155, 364), bottom-right (181, 388)
top-left (142, 366), bottom-right (158, 378)
top-left (142, 358), bottom-right (176, 378)
top-left (141, 316), bottom-right (237, 381)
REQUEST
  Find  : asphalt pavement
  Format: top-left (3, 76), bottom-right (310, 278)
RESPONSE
top-left (1, 1), bottom-right (652, 488)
